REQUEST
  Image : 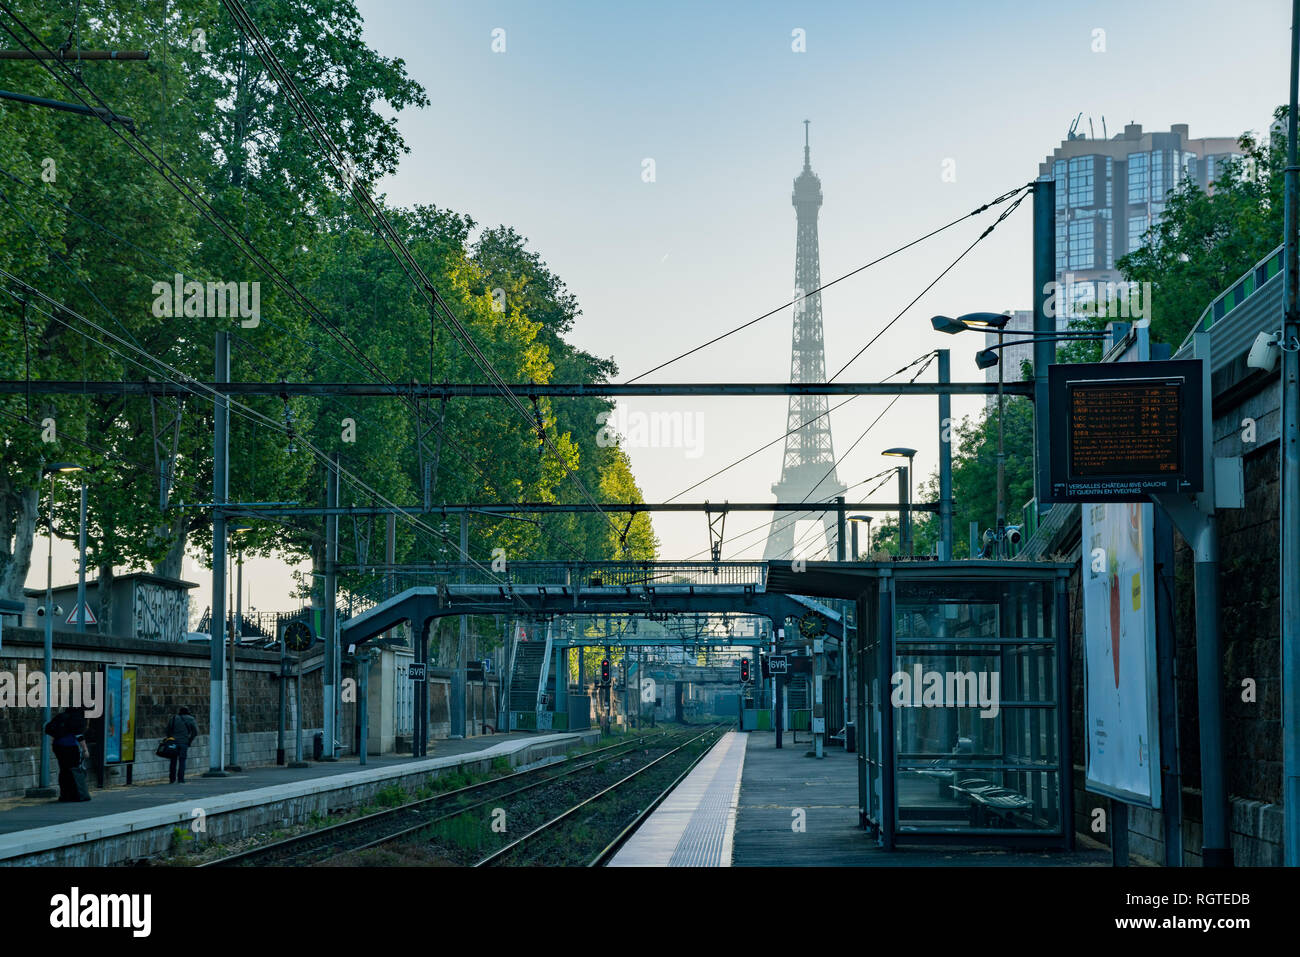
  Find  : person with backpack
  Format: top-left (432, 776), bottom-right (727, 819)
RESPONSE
top-left (45, 706), bottom-right (91, 802)
top-left (164, 707), bottom-right (199, 783)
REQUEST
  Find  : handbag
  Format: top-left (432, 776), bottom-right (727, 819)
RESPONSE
top-left (156, 736), bottom-right (179, 759)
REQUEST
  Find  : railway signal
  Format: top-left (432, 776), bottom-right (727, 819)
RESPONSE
top-left (740, 657), bottom-right (750, 682)
top-left (601, 658), bottom-right (611, 684)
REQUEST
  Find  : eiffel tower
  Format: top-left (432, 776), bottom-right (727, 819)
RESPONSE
top-left (764, 122), bottom-right (846, 561)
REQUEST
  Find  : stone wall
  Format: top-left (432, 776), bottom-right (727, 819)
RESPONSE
top-left (0, 626), bottom-right (354, 798)
top-left (0, 627), bottom-right (506, 797)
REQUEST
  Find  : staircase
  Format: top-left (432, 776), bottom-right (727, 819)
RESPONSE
top-left (509, 641), bottom-right (547, 712)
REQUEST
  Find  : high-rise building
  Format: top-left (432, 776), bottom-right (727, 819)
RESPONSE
top-left (987, 122), bottom-right (1245, 397)
top-left (1040, 121), bottom-right (1241, 324)
top-left (763, 123), bottom-right (845, 561)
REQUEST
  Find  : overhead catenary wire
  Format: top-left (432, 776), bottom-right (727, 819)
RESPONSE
top-left (662, 350), bottom-right (936, 504)
top-left (828, 187), bottom-right (1030, 382)
top-left (0, 273), bottom-right (530, 602)
top-left (692, 351), bottom-right (935, 563)
top-left (0, 162), bottom-right (592, 558)
top-left (622, 184), bottom-right (1030, 383)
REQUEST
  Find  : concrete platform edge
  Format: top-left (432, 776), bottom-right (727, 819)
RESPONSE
top-left (0, 731), bottom-right (598, 866)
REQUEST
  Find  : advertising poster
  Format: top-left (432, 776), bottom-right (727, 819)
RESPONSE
top-left (121, 668), bottom-right (137, 763)
top-left (1082, 500), bottom-right (1161, 806)
top-left (104, 665), bottom-right (122, 764)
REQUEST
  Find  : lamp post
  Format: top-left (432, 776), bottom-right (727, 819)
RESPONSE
top-left (227, 523), bottom-right (253, 771)
top-left (847, 514), bottom-right (874, 560)
top-left (29, 462), bottom-right (85, 797)
top-left (933, 313), bottom-right (1015, 552)
top-left (882, 449), bottom-right (916, 556)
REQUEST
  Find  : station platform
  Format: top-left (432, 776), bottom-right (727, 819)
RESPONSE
top-left (608, 730), bottom-right (747, 866)
top-left (732, 732), bottom-right (1110, 866)
top-left (608, 731), bottom-right (1110, 867)
top-left (0, 730), bottom-right (598, 866)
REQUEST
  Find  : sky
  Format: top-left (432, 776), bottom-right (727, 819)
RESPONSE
top-left (28, 0), bottom-right (1294, 625)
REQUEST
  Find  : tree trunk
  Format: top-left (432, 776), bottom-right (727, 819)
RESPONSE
top-left (152, 513), bottom-right (189, 580)
top-left (0, 479), bottom-right (39, 602)
top-left (97, 562), bottom-right (115, 635)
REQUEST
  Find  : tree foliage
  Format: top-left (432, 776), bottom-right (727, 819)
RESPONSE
top-left (0, 1), bottom-right (656, 622)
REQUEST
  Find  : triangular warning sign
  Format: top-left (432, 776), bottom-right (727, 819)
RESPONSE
top-left (66, 602), bottom-right (97, 626)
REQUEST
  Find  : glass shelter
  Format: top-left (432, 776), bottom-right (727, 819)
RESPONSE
top-left (856, 563), bottom-right (1073, 849)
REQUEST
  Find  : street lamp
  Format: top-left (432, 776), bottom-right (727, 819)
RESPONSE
top-left (226, 523), bottom-right (253, 771)
top-left (847, 514), bottom-right (874, 559)
top-left (28, 462), bottom-right (85, 797)
top-left (930, 312), bottom-right (1013, 335)
top-left (882, 448), bottom-right (916, 557)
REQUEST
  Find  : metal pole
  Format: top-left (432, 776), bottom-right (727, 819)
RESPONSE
top-left (358, 650), bottom-right (369, 766)
top-left (206, 332), bottom-right (229, 776)
top-left (851, 523), bottom-right (859, 561)
top-left (1154, 507), bottom-right (1184, 865)
top-left (997, 329), bottom-right (1006, 555)
top-left (229, 545), bottom-right (241, 770)
top-left (76, 478), bottom-right (86, 634)
top-left (452, 512), bottom-right (468, 738)
top-left (775, 627), bottom-right (784, 749)
top-left (1282, 0), bottom-right (1300, 869)
top-left (897, 467), bottom-right (911, 556)
top-left (938, 349), bottom-right (953, 560)
top-left (37, 474), bottom-right (54, 792)
top-left (836, 496), bottom-right (846, 562)
top-left (293, 654), bottom-right (304, 765)
top-left (277, 632), bottom-right (286, 765)
top-left (1032, 178), bottom-right (1056, 517)
top-left (321, 452), bottom-right (338, 760)
top-left (1193, 525), bottom-right (1232, 866)
top-left (1112, 799), bottom-right (1130, 866)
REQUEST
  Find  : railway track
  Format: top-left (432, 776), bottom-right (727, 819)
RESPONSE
top-left (201, 730), bottom-right (676, 867)
top-left (477, 723), bottom-right (730, 867)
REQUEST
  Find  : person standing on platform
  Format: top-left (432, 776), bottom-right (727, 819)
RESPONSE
top-left (166, 707), bottom-right (200, 784)
top-left (47, 706), bottom-right (91, 802)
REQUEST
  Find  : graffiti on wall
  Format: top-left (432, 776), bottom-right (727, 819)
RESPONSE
top-left (134, 582), bottom-right (189, 642)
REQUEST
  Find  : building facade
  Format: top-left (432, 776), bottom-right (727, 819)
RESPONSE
top-left (991, 122), bottom-right (1246, 396)
top-left (1040, 122), bottom-right (1241, 324)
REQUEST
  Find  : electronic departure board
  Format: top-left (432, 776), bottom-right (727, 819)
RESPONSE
top-left (1046, 359), bottom-right (1204, 502)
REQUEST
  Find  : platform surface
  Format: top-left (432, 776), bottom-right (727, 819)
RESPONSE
top-left (608, 730), bottom-right (747, 867)
top-left (732, 732), bottom-right (1110, 866)
top-left (0, 731), bottom-right (589, 861)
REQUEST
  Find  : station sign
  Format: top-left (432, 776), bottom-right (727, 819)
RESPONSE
top-left (408, 662), bottom-right (427, 682)
top-left (765, 655), bottom-right (789, 676)
top-left (1046, 359), bottom-right (1204, 503)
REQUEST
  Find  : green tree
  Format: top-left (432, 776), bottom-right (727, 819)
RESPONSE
top-left (882, 398), bottom-right (1036, 559)
top-left (1, 0), bottom-right (658, 626)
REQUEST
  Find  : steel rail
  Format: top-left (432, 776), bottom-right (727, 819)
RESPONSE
top-left (201, 732), bottom-right (669, 867)
top-left (475, 723), bottom-right (729, 867)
